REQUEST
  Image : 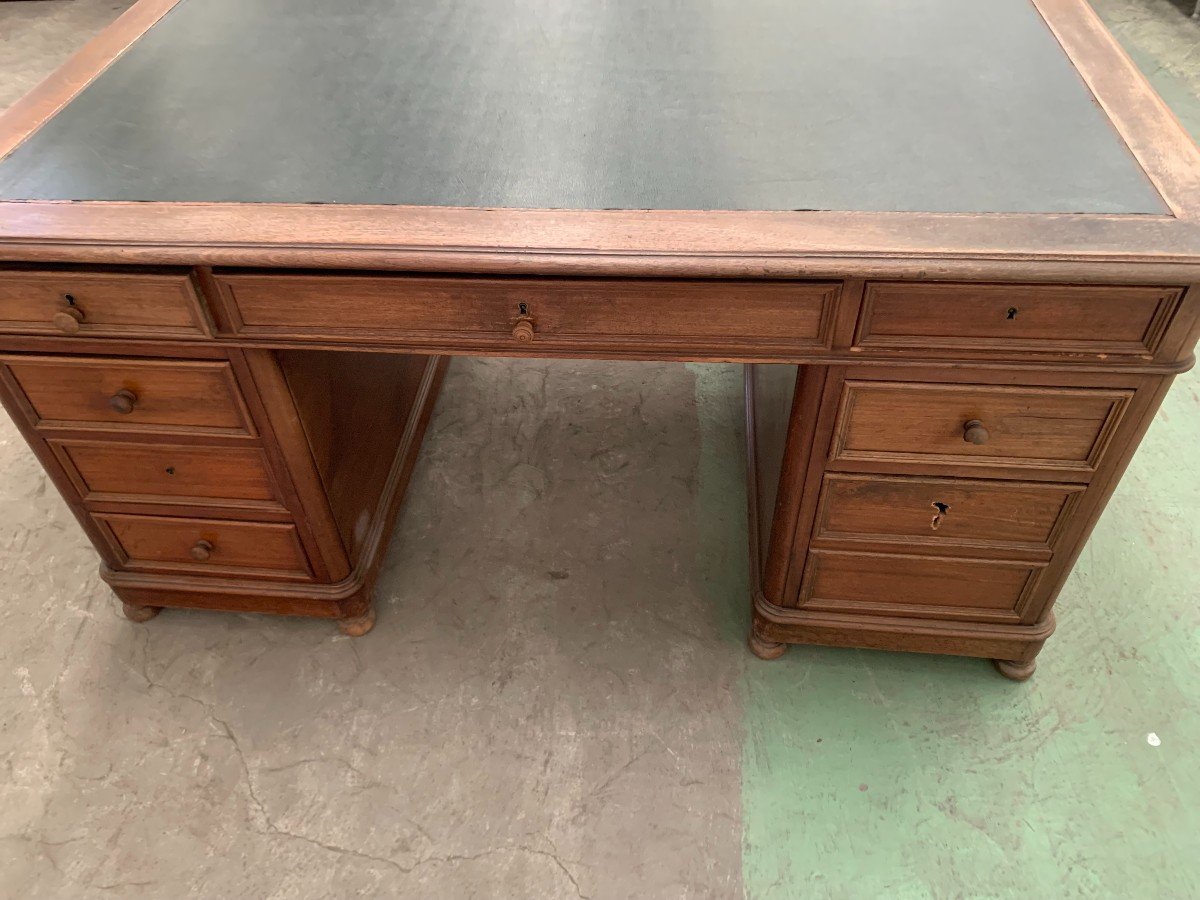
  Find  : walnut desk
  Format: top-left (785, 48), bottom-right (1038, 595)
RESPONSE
top-left (1, 0), bottom-right (1198, 680)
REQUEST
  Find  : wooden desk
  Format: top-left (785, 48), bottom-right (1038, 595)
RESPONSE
top-left (1, 0), bottom-right (1197, 680)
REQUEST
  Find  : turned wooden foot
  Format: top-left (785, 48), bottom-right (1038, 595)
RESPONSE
top-left (337, 606), bottom-right (376, 637)
top-left (749, 630), bottom-right (788, 660)
top-left (993, 658), bottom-right (1036, 681)
top-left (121, 601), bottom-right (161, 623)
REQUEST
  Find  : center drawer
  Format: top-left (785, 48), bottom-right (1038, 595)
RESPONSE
top-left (214, 272), bottom-right (839, 353)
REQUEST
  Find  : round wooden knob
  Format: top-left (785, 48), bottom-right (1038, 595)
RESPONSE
top-left (963, 419), bottom-right (990, 445)
top-left (52, 308), bottom-right (84, 333)
top-left (108, 389), bottom-right (138, 415)
top-left (189, 539), bottom-right (214, 562)
top-left (512, 316), bottom-right (535, 343)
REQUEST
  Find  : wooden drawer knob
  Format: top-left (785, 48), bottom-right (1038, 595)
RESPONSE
top-left (512, 315), bottom-right (536, 343)
top-left (52, 308), bottom-right (84, 333)
top-left (963, 419), bottom-right (990, 445)
top-left (189, 539), bottom-right (214, 561)
top-left (108, 389), bottom-right (138, 415)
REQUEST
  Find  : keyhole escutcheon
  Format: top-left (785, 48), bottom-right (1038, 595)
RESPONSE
top-left (930, 501), bottom-right (950, 530)
top-left (1006, 307), bottom-right (1018, 320)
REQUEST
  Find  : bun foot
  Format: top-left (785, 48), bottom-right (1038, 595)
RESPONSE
top-left (993, 658), bottom-right (1036, 681)
top-left (749, 630), bottom-right (788, 660)
top-left (338, 607), bottom-right (376, 637)
top-left (122, 602), bottom-right (161, 623)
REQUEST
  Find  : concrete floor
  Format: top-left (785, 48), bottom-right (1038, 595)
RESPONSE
top-left (0, 1), bottom-right (1197, 898)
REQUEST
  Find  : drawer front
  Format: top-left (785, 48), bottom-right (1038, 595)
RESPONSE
top-left (0, 269), bottom-right (209, 338)
top-left (52, 440), bottom-right (282, 509)
top-left (813, 473), bottom-right (1083, 557)
top-left (96, 513), bottom-right (311, 579)
top-left (3, 356), bottom-right (254, 435)
top-left (830, 381), bottom-right (1131, 477)
top-left (799, 549), bottom-right (1043, 623)
top-left (216, 273), bottom-right (838, 351)
top-left (854, 282), bottom-right (1181, 358)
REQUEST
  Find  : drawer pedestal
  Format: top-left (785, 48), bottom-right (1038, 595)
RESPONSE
top-left (746, 354), bottom-right (1180, 680)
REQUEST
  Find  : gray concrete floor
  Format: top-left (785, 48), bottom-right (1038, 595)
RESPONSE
top-left (1, 2), bottom-right (1198, 898)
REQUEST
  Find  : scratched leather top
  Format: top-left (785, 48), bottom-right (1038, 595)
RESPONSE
top-left (0, 0), bottom-right (1167, 214)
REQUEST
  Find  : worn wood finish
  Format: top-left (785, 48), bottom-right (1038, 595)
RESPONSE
top-left (0, 1), bottom-right (1197, 277)
top-left (95, 513), bottom-right (312, 579)
top-left (0, 267), bottom-right (211, 338)
top-left (829, 380), bottom-right (1132, 478)
top-left (51, 440), bottom-right (282, 509)
top-left (751, 591), bottom-right (1054, 666)
top-left (216, 273), bottom-right (839, 355)
top-left (1, 355), bottom-right (255, 435)
top-left (798, 549), bottom-right (1045, 623)
top-left (0, 0), bottom-right (1195, 672)
top-left (853, 282), bottom-right (1182, 360)
top-left (744, 364), bottom-right (800, 584)
top-left (811, 474), bottom-right (1085, 559)
top-left (0, 0), bottom-right (183, 162)
top-left (276, 350), bottom-right (436, 568)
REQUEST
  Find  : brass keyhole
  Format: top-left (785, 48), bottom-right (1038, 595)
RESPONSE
top-left (1006, 307), bottom-right (1018, 320)
top-left (930, 501), bottom-right (950, 530)
top-left (518, 302), bottom-right (529, 315)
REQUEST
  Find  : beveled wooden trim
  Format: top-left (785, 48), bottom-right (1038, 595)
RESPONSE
top-left (0, 0), bottom-right (184, 159)
top-left (93, 511), bottom-right (313, 582)
top-left (236, 348), bottom-right (350, 582)
top-left (851, 282), bottom-right (1185, 360)
top-left (809, 472), bottom-right (1087, 560)
top-left (1018, 371), bottom-right (1176, 624)
top-left (0, 266), bottom-right (215, 339)
top-left (752, 589), bottom-right (1055, 661)
top-left (796, 548), bottom-right (1044, 624)
top-left (45, 437), bottom-right (290, 515)
top-left (1, 0), bottom-right (1198, 272)
top-left (2, 205), bottom-right (1200, 276)
top-left (827, 380), bottom-right (1133, 478)
top-left (1030, 0), bottom-right (1200, 219)
top-left (102, 564), bottom-right (360, 618)
top-left (0, 353), bottom-right (259, 438)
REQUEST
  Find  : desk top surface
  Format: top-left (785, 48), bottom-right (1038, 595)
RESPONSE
top-left (0, 0), bottom-right (1169, 215)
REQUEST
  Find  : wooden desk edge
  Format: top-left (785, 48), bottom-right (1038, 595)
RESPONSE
top-left (1, 0), bottom-right (1200, 274)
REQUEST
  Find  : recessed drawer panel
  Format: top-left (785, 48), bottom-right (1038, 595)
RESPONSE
top-left (216, 273), bottom-right (838, 352)
top-left (53, 440), bottom-right (281, 509)
top-left (0, 269), bottom-right (210, 338)
top-left (813, 474), bottom-right (1084, 557)
top-left (830, 381), bottom-right (1131, 478)
top-left (854, 282), bottom-right (1181, 358)
top-left (96, 513), bottom-right (311, 579)
top-left (799, 549), bottom-right (1043, 623)
top-left (2, 356), bottom-right (254, 435)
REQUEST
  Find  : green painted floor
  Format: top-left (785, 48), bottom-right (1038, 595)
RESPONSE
top-left (729, 5), bottom-right (1200, 893)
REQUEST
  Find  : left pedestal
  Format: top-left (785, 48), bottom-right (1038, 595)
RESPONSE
top-left (0, 281), bottom-right (445, 636)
